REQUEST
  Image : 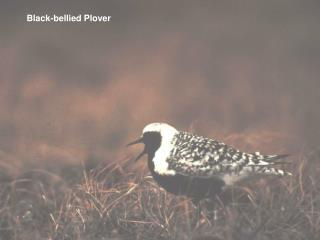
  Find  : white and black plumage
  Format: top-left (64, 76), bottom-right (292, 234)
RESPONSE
top-left (127, 123), bottom-right (291, 202)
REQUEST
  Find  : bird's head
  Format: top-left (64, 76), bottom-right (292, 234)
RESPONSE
top-left (127, 123), bottom-right (178, 161)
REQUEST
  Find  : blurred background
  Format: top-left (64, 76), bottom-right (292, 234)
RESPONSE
top-left (0, 0), bottom-right (319, 176)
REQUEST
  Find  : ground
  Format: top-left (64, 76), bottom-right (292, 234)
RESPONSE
top-left (0, 151), bottom-right (319, 240)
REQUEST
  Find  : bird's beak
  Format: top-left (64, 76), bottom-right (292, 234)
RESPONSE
top-left (126, 136), bottom-right (146, 161)
top-left (126, 136), bottom-right (143, 146)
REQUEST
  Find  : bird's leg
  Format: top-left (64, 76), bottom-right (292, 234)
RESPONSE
top-left (213, 195), bottom-right (229, 223)
top-left (203, 199), bottom-right (217, 224)
top-left (191, 198), bottom-right (201, 228)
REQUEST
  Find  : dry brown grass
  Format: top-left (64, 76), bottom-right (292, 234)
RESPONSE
top-left (0, 151), bottom-right (319, 240)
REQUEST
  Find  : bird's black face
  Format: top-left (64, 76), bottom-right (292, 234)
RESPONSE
top-left (143, 132), bottom-right (162, 154)
top-left (127, 131), bottom-right (162, 161)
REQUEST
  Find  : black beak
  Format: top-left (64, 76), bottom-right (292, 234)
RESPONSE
top-left (126, 137), bottom-right (146, 161)
top-left (126, 137), bottom-right (143, 146)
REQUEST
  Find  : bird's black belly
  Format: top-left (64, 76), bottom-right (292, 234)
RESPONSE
top-left (148, 157), bottom-right (225, 201)
top-left (152, 172), bottom-right (225, 201)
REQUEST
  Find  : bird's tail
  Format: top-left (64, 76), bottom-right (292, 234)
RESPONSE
top-left (262, 154), bottom-right (290, 164)
top-left (259, 167), bottom-right (292, 176)
top-left (261, 154), bottom-right (292, 176)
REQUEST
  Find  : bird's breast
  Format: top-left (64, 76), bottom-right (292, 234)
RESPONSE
top-left (147, 155), bottom-right (225, 200)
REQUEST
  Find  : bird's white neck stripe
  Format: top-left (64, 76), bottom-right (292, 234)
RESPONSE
top-left (152, 134), bottom-right (177, 176)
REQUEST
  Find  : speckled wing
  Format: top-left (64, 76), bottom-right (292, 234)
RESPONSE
top-left (167, 132), bottom-right (290, 178)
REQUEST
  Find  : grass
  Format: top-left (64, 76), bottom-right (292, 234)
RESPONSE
top-left (0, 150), bottom-right (319, 240)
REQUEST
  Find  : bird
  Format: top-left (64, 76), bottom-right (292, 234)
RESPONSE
top-left (127, 123), bottom-right (291, 203)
